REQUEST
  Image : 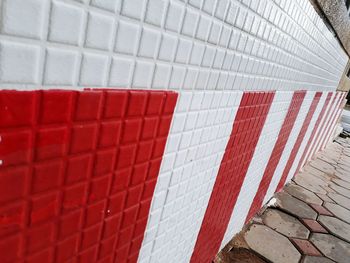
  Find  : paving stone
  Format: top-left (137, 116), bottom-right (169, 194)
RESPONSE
top-left (244, 224), bottom-right (301, 263)
top-left (275, 192), bottom-right (318, 220)
top-left (321, 185), bottom-right (336, 194)
top-left (309, 159), bottom-right (335, 175)
top-left (328, 192), bottom-right (350, 210)
top-left (316, 193), bottom-right (334, 203)
top-left (310, 233), bottom-right (350, 263)
top-left (338, 164), bottom-right (350, 172)
top-left (293, 175), bottom-right (327, 195)
top-left (309, 204), bottom-right (333, 216)
top-left (262, 209), bottom-right (310, 239)
top-left (302, 256), bottom-right (335, 263)
top-left (318, 215), bottom-right (350, 242)
top-left (219, 248), bottom-right (268, 263)
top-left (334, 170), bottom-right (350, 183)
top-left (329, 183), bottom-right (350, 197)
top-left (301, 219), bottom-right (328, 233)
top-left (284, 184), bottom-right (323, 205)
top-left (302, 171), bottom-right (330, 185)
top-left (303, 165), bottom-right (329, 179)
top-left (318, 154), bottom-right (338, 165)
top-left (332, 178), bottom-right (350, 190)
top-left (290, 238), bottom-right (321, 256)
top-left (324, 202), bottom-right (350, 224)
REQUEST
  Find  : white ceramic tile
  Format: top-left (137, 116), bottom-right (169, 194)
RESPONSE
top-left (0, 40), bottom-right (40, 83)
top-left (49, 1), bottom-right (85, 45)
top-left (85, 11), bottom-right (115, 51)
top-left (1, 0), bottom-right (47, 39)
top-left (44, 48), bottom-right (80, 85)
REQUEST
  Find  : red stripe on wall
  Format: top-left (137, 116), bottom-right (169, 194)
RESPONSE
top-left (311, 94), bottom-right (338, 155)
top-left (294, 92), bottom-right (332, 173)
top-left (190, 92), bottom-right (275, 263)
top-left (275, 92), bottom-right (322, 192)
top-left (319, 93), bottom-right (343, 150)
top-left (245, 91), bottom-right (306, 222)
top-left (0, 90), bottom-right (177, 263)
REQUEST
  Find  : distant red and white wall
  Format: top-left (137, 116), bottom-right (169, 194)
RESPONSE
top-left (0, 0), bottom-right (348, 262)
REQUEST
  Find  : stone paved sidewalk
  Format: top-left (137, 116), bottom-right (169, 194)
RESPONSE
top-left (216, 137), bottom-right (350, 263)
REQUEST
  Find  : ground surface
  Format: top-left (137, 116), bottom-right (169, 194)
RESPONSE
top-left (216, 137), bottom-right (350, 263)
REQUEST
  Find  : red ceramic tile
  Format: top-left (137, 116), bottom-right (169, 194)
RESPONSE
top-left (78, 246), bottom-right (97, 263)
top-left (142, 117), bottom-right (159, 140)
top-left (116, 145), bottom-right (137, 169)
top-left (55, 234), bottom-right (79, 262)
top-left (94, 149), bottom-right (116, 176)
top-left (127, 91), bottom-right (148, 116)
top-left (0, 130), bottom-right (32, 166)
top-left (0, 166), bottom-right (27, 204)
top-left (32, 160), bottom-right (63, 193)
top-left (291, 238), bottom-right (321, 256)
top-left (147, 92), bottom-right (165, 115)
top-left (89, 176), bottom-right (111, 202)
top-left (99, 121), bottom-right (121, 147)
top-left (62, 183), bottom-right (87, 212)
top-left (66, 154), bottom-right (93, 184)
top-left (191, 92), bottom-right (275, 263)
top-left (104, 91), bottom-right (128, 118)
top-left (103, 214), bottom-right (122, 238)
top-left (121, 119), bottom-right (142, 143)
top-left (125, 185), bottom-right (143, 208)
top-left (30, 192), bottom-right (59, 225)
top-left (301, 219), bottom-right (328, 233)
top-left (85, 200), bottom-right (107, 227)
top-left (0, 234), bottom-right (21, 263)
top-left (75, 91), bottom-right (102, 121)
top-left (112, 169), bottom-right (132, 193)
top-left (36, 127), bottom-right (67, 160)
top-left (0, 202), bottom-right (26, 237)
top-left (98, 236), bottom-right (116, 259)
top-left (81, 224), bottom-right (102, 249)
top-left (0, 91), bottom-right (35, 127)
top-left (121, 206), bottom-right (139, 228)
top-left (26, 248), bottom-right (53, 263)
top-left (70, 124), bottom-right (98, 154)
top-left (0, 89), bottom-right (177, 263)
top-left (40, 91), bottom-right (73, 124)
top-left (58, 210), bottom-right (83, 239)
top-left (26, 222), bottom-right (54, 253)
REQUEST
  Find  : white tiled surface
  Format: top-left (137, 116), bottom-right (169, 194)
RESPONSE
top-left (220, 90), bottom-right (293, 247)
top-left (0, 0), bottom-right (347, 90)
top-left (138, 90), bottom-right (243, 263)
top-left (263, 91), bottom-right (316, 204)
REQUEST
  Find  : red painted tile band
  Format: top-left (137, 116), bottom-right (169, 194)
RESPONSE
top-left (245, 91), bottom-right (306, 222)
top-left (326, 94), bottom-right (347, 147)
top-left (312, 94), bottom-right (338, 155)
top-left (275, 92), bottom-right (322, 192)
top-left (320, 93), bottom-right (344, 150)
top-left (294, 92), bottom-right (332, 173)
top-left (0, 90), bottom-right (178, 263)
top-left (190, 91), bottom-right (275, 263)
top-left (304, 93), bottom-right (335, 165)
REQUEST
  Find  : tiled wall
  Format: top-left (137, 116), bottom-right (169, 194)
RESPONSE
top-left (0, 0), bottom-right (348, 91)
top-left (0, 0), bottom-right (349, 263)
